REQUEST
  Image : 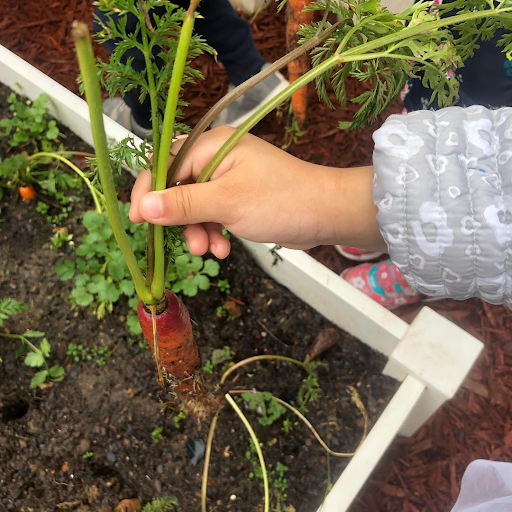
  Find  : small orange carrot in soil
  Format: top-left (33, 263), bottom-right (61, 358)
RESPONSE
top-left (137, 290), bottom-right (217, 421)
top-left (286, 0), bottom-right (314, 129)
top-left (114, 499), bottom-right (141, 512)
top-left (18, 184), bottom-right (36, 201)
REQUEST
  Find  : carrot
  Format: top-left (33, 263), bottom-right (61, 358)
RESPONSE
top-left (19, 184), bottom-right (36, 201)
top-left (137, 290), bottom-right (217, 420)
top-left (286, 0), bottom-right (314, 129)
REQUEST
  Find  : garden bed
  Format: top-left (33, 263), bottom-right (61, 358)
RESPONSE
top-left (1, 2), bottom-right (508, 511)
top-left (0, 83), bottom-right (399, 511)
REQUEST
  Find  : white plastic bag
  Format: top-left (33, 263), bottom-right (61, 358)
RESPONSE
top-left (451, 460), bottom-right (512, 512)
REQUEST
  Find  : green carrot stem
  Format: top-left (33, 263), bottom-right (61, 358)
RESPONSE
top-left (28, 152), bottom-right (104, 213)
top-left (72, 21), bottom-right (153, 305)
top-left (138, 2), bottom-right (160, 173)
top-left (146, 225), bottom-right (155, 288)
top-left (138, 6), bottom-right (160, 288)
top-left (150, 0), bottom-right (200, 300)
top-left (341, 7), bottom-right (512, 58)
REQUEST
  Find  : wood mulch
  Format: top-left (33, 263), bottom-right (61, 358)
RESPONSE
top-left (1, 1), bottom-right (511, 510)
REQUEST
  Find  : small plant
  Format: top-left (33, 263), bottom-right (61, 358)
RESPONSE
top-left (241, 389), bottom-right (287, 427)
top-left (202, 345), bottom-right (233, 375)
top-left (297, 360), bottom-right (328, 413)
top-left (0, 93), bottom-right (59, 149)
top-left (246, 440), bottom-right (289, 511)
top-left (0, 298), bottom-right (26, 326)
top-left (35, 197), bottom-right (74, 225)
top-left (48, 226), bottom-right (74, 250)
top-left (173, 410), bottom-right (188, 429)
top-left (67, 342), bottom-right (112, 366)
top-left (215, 305), bottom-right (226, 318)
top-left (142, 496), bottom-right (179, 512)
top-left (202, 360), bottom-right (213, 374)
top-left (0, 299), bottom-right (65, 387)
top-left (56, 204), bottom-right (145, 324)
top-left (151, 426), bottom-right (164, 444)
top-left (281, 418), bottom-right (294, 435)
top-left (217, 279), bottom-right (231, 294)
top-left (82, 451), bottom-right (94, 459)
top-left (168, 251), bottom-right (220, 297)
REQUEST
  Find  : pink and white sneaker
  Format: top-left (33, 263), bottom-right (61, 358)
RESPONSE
top-left (341, 259), bottom-right (421, 310)
top-left (334, 245), bottom-right (383, 262)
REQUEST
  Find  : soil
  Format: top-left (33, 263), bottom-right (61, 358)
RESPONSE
top-left (0, 83), bottom-right (398, 511)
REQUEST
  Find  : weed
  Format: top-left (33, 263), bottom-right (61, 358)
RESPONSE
top-left (202, 346), bottom-right (233, 375)
top-left (241, 389), bottom-right (287, 427)
top-left (281, 418), bottom-right (294, 435)
top-left (0, 93), bottom-right (92, 219)
top-left (297, 361), bottom-right (328, 413)
top-left (202, 360), bottom-right (213, 374)
top-left (173, 410), bottom-right (188, 429)
top-left (0, 298), bottom-right (27, 326)
top-left (67, 342), bottom-right (111, 366)
top-left (151, 426), bottom-right (164, 444)
top-left (82, 451), bottom-right (94, 459)
top-left (48, 227), bottom-right (74, 250)
top-left (0, 93), bottom-right (59, 151)
top-left (128, 337), bottom-right (148, 350)
top-left (246, 440), bottom-right (289, 511)
top-left (0, 299), bottom-right (64, 387)
top-left (217, 279), bottom-right (231, 294)
top-left (142, 496), bottom-right (178, 512)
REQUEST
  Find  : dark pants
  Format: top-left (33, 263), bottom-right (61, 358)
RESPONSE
top-left (94, 0), bottom-right (266, 127)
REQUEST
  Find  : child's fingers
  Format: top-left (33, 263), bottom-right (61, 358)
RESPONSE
top-left (129, 169), bottom-right (152, 223)
top-left (139, 180), bottom-right (233, 227)
top-left (178, 127), bottom-right (238, 182)
top-left (183, 224), bottom-right (209, 256)
top-left (204, 223), bottom-right (231, 259)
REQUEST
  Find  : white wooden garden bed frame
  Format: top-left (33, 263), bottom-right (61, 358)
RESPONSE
top-left (0, 44), bottom-right (483, 512)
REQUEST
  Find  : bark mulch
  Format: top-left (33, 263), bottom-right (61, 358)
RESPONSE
top-left (1, 1), bottom-right (511, 511)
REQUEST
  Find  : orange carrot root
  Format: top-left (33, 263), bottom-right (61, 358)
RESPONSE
top-left (137, 290), bottom-right (217, 420)
top-left (286, 0), bottom-right (314, 128)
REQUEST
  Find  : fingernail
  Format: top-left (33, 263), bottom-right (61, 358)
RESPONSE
top-left (142, 194), bottom-right (164, 219)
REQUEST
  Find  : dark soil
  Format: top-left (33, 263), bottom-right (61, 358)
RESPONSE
top-left (0, 83), bottom-right (398, 511)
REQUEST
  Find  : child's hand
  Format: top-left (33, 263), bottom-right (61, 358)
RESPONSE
top-left (130, 127), bottom-right (384, 258)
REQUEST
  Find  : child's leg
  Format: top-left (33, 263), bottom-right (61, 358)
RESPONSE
top-left (194, 0), bottom-right (266, 86)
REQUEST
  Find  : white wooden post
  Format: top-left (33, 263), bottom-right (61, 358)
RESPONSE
top-left (385, 307), bottom-right (484, 436)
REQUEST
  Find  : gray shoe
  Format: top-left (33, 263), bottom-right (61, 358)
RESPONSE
top-left (103, 97), bottom-right (153, 140)
top-left (211, 63), bottom-right (290, 129)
